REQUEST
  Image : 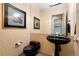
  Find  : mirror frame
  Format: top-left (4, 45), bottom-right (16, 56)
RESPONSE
top-left (51, 13), bottom-right (68, 36)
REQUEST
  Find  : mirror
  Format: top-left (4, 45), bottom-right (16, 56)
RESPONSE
top-left (51, 13), bottom-right (69, 36)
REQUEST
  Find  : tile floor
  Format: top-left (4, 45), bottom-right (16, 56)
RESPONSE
top-left (19, 52), bottom-right (49, 56)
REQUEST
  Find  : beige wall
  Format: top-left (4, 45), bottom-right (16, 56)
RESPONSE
top-left (0, 3), bottom-right (31, 56)
top-left (60, 4), bottom-right (77, 56)
top-left (60, 37), bottom-right (74, 56)
top-left (30, 4), bottom-right (55, 55)
top-left (67, 4), bottom-right (76, 36)
top-left (40, 4), bottom-right (67, 34)
top-left (40, 3), bottom-right (76, 56)
top-left (39, 34), bottom-right (55, 55)
top-left (30, 4), bottom-right (41, 33)
top-left (30, 4), bottom-right (74, 56)
top-left (74, 3), bottom-right (79, 56)
top-left (30, 33), bottom-right (55, 55)
top-left (40, 4), bottom-right (68, 55)
top-left (0, 3), bottom-right (45, 56)
top-left (0, 3), bottom-right (77, 56)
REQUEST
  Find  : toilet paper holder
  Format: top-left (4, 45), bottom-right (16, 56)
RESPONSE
top-left (76, 37), bottom-right (79, 44)
top-left (15, 42), bottom-right (23, 47)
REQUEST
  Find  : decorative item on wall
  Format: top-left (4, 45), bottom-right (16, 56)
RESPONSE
top-left (34, 17), bottom-right (40, 29)
top-left (67, 23), bottom-right (70, 34)
top-left (66, 12), bottom-right (71, 36)
top-left (74, 24), bottom-right (76, 34)
top-left (4, 3), bottom-right (26, 28)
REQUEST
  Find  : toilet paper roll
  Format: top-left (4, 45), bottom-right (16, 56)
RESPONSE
top-left (17, 42), bottom-right (21, 45)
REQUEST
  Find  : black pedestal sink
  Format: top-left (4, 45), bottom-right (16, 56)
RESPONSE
top-left (47, 35), bottom-right (70, 56)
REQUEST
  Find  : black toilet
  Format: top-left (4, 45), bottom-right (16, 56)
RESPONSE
top-left (23, 41), bottom-right (40, 56)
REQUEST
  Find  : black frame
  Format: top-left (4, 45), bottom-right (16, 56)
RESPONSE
top-left (4, 3), bottom-right (26, 28)
top-left (34, 17), bottom-right (40, 29)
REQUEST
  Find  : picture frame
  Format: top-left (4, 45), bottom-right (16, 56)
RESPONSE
top-left (34, 17), bottom-right (40, 29)
top-left (4, 3), bottom-right (26, 28)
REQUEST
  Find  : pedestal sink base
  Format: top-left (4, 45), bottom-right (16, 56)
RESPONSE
top-left (55, 44), bottom-right (61, 56)
top-left (47, 35), bottom-right (70, 56)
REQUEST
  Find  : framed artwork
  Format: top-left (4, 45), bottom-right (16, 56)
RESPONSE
top-left (4, 3), bottom-right (26, 28)
top-left (34, 17), bottom-right (40, 29)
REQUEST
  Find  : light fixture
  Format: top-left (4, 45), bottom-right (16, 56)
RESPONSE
top-left (48, 3), bottom-right (62, 7)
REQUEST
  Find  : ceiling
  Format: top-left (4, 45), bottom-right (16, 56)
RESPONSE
top-left (35, 3), bottom-right (62, 10)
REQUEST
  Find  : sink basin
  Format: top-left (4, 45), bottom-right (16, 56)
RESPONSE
top-left (47, 35), bottom-right (70, 56)
top-left (47, 35), bottom-right (70, 45)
